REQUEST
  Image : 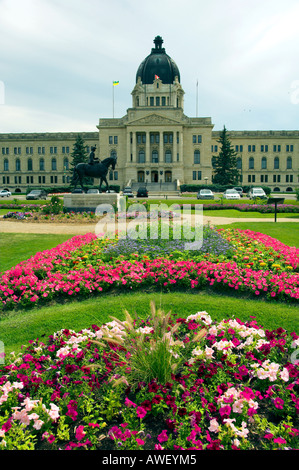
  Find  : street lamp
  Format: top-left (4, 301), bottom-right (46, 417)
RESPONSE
top-left (204, 177), bottom-right (208, 185)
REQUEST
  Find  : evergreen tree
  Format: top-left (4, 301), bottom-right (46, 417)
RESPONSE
top-left (212, 126), bottom-right (240, 186)
top-left (69, 134), bottom-right (89, 186)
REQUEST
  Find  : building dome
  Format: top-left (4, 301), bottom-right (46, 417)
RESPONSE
top-left (136, 36), bottom-right (180, 85)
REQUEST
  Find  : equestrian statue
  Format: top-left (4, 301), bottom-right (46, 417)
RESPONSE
top-left (71, 146), bottom-right (117, 193)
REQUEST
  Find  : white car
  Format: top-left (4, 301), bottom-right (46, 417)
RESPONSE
top-left (223, 189), bottom-right (240, 200)
top-left (0, 190), bottom-right (11, 197)
top-left (248, 188), bottom-right (267, 200)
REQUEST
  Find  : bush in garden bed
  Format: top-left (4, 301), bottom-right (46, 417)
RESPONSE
top-left (0, 303), bottom-right (298, 450)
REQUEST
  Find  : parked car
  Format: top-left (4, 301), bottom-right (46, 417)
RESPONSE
top-left (248, 187), bottom-right (267, 200)
top-left (136, 186), bottom-right (148, 197)
top-left (26, 189), bottom-right (47, 200)
top-left (0, 189), bottom-right (11, 197)
top-left (87, 189), bottom-right (99, 194)
top-left (123, 186), bottom-right (134, 197)
top-left (197, 189), bottom-right (214, 200)
top-left (71, 188), bottom-right (84, 194)
top-left (233, 187), bottom-right (244, 197)
top-left (223, 189), bottom-right (240, 200)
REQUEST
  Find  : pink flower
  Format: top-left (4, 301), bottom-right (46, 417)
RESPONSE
top-left (157, 430), bottom-right (168, 443)
top-left (75, 425), bottom-right (86, 441)
top-left (274, 397), bottom-right (284, 409)
top-left (136, 406), bottom-right (147, 419)
top-left (136, 438), bottom-right (145, 446)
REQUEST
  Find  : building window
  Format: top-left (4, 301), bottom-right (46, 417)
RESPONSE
top-left (4, 159), bottom-right (9, 171)
top-left (38, 146), bottom-right (45, 154)
top-left (26, 147), bottom-right (33, 154)
top-left (62, 146), bottom-right (69, 154)
top-left (152, 150), bottom-right (159, 163)
top-left (287, 156), bottom-right (292, 169)
top-left (261, 145), bottom-right (268, 152)
top-left (212, 145), bottom-right (218, 152)
top-left (2, 147), bottom-right (9, 155)
top-left (286, 144), bottom-right (293, 152)
top-left (249, 157), bottom-right (254, 169)
top-left (274, 156), bottom-right (279, 169)
top-left (51, 158), bottom-right (57, 171)
top-left (63, 158), bottom-right (69, 170)
top-left (165, 150), bottom-right (172, 163)
top-left (273, 145), bottom-right (281, 152)
top-left (27, 158), bottom-right (33, 171)
top-left (14, 147), bottom-right (21, 155)
top-left (138, 150), bottom-right (145, 163)
top-left (162, 97), bottom-right (166, 106)
top-left (248, 145), bottom-right (256, 152)
top-left (212, 156), bottom-right (217, 169)
top-left (16, 159), bottom-right (21, 171)
top-left (39, 158), bottom-right (45, 171)
top-left (150, 97), bottom-right (154, 106)
top-left (50, 147), bottom-right (57, 154)
top-left (194, 150), bottom-right (200, 164)
top-left (193, 135), bottom-right (202, 143)
top-left (261, 156), bottom-right (267, 169)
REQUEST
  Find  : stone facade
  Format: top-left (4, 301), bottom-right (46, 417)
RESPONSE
top-left (0, 37), bottom-right (298, 194)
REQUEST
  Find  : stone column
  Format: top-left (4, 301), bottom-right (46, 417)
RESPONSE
top-left (159, 131), bottom-right (163, 164)
top-left (132, 132), bottom-right (136, 162)
top-left (173, 131), bottom-right (177, 163)
top-left (146, 131), bottom-right (150, 163)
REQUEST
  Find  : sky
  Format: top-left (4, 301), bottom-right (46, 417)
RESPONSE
top-left (0, 0), bottom-right (298, 133)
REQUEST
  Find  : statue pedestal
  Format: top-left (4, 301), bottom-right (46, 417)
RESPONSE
top-left (63, 193), bottom-right (125, 213)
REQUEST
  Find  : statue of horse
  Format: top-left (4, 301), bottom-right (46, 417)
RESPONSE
top-left (71, 156), bottom-right (117, 193)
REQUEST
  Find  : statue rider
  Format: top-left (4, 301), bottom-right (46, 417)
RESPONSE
top-left (88, 146), bottom-right (100, 165)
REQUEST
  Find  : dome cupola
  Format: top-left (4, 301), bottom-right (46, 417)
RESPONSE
top-left (136, 36), bottom-right (180, 85)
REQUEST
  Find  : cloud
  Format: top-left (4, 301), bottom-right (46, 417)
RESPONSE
top-left (0, 0), bottom-right (298, 132)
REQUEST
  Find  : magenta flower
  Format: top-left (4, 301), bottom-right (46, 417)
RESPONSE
top-left (274, 397), bottom-right (284, 409)
top-left (75, 425), bottom-right (86, 441)
top-left (136, 406), bottom-right (147, 419)
top-left (157, 430), bottom-right (169, 443)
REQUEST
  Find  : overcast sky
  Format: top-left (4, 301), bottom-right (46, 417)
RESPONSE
top-left (0, 0), bottom-right (298, 133)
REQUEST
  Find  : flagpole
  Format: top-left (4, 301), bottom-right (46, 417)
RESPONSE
top-left (112, 82), bottom-right (114, 118)
top-left (196, 79), bottom-right (198, 117)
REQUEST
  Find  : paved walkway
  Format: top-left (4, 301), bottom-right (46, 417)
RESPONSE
top-left (0, 216), bottom-right (298, 235)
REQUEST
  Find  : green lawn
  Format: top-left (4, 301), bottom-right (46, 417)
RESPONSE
top-left (216, 222), bottom-right (299, 248)
top-left (1, 291), bottom-right (298, 357)
top-left (0, 233), bottom-right (76, 273)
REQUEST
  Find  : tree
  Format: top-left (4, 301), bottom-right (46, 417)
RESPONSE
top-left (212, 126), bottom-right (240, 186)
top-left (69, 134), bottom-right (90, 186)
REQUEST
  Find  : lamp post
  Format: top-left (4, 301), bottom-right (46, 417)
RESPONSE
top-left (204, 177), bottom-right (208, 185)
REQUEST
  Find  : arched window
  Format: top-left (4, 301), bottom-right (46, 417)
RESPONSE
top-left (15, 159), bottom-right (21, 171)
top-left (261, 156), bottom-right (267, 169)
top-left (249, 157), bottom-right (254, 170)
top-left (287, 156), bottom-right (292, 169)
top-left (4, 159), bottom-right (9, 171)
top-left (27, 158), bottom-right (33, 171)
top-left (63, 157), bottom-right (69, 170)
top-left (39, 158), bottom-right (45, 171)
top-left (194, 150), bottom-right (200, 164)
top-left (152, 150), bottom-right (159, 163)
top-left (236, 157), bottom-right (242, 170)
top-left (274, 156), bottom-right (279, 169)
top-left (138, 151), bottom-right (145, 163)
top-left (165, 150), bottom-right (172, 163)
top-left (51, 158), bottom-right (57, 171)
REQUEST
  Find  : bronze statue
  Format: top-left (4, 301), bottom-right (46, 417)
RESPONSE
top-left (88, 146), bottom-right (99, 165)
top-left (71, 154), bottom-right (117, 193)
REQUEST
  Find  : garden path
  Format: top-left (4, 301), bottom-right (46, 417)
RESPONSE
top-left (0, 216), bottom-right (298, 235)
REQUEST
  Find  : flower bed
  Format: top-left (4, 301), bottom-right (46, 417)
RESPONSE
top-left (0, 306), bottom-right (298, 450)
top-left (0, 227), bottom-right (299, 311)
top-left (3, 212), bottom-right (34, 220)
